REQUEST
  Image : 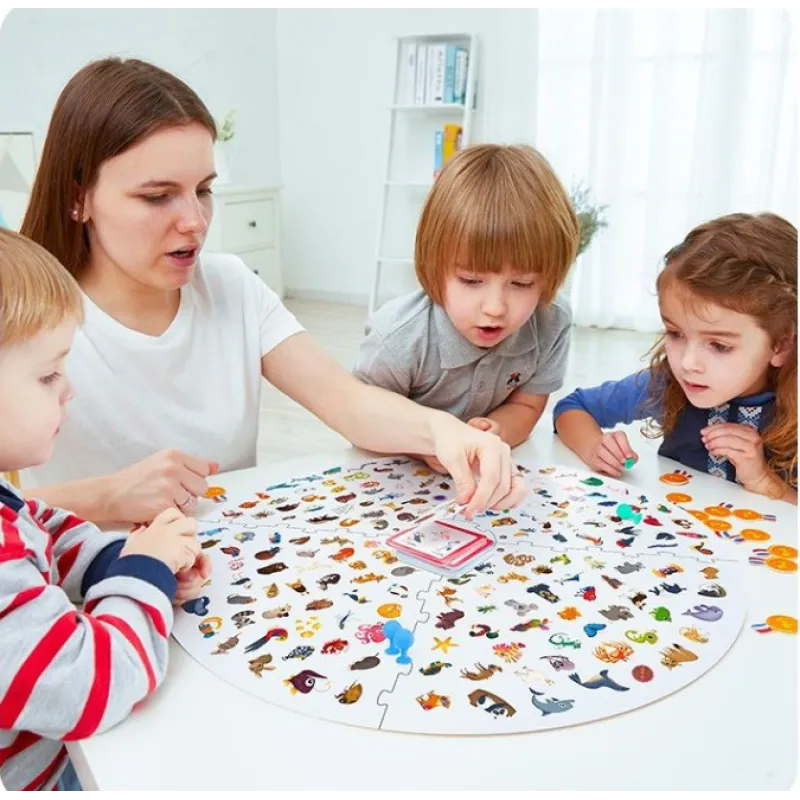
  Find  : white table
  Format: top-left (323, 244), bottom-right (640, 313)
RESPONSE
top-left (68, 434), bottom-right (797, 791)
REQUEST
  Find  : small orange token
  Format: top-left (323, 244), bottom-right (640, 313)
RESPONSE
top-left (740, 529), bottom-right (771, 542)
top-left (765, 557), bottom-right (798, 574)
top-left (204, 486), bottom-right (226, 499)
top-left (704, 519), bottom-right (732, 532)
top-left (378, 603), bottom-right (402, 619)
top-left (733, 508), bottom-right (762, 521)
top-left (666, 492), bottom-right (693, 505)
top-left (704, 506), bottom-right (732, 518)
top-left (767, 545), bottom-right (798, 559)
top-left (660, 473), bottom-right (691, 486)
top-left (766, 615), bottom-right (798, 634)
top-left (687, 510), bottom-right (709, 522)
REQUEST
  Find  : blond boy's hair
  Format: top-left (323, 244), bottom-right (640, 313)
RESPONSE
top-left (415, 144), bottom-right (580, 306)
top-left (0, 228), bottom-right (84, 346)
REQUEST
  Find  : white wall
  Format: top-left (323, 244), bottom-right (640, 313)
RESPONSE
top-left (276, 9), bottom-right (537, 305)
top-left (0, 9), bottom-right (280, 186)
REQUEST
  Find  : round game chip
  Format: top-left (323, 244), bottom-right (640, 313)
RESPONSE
top-left (632, 665), bottom-right (654, 683)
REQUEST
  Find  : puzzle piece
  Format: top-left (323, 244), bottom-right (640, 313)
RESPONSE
top-left (174, 456), bottom-right (748, 736)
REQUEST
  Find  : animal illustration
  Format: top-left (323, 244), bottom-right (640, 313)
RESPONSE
top-left (257, 562), bottom-right (288, 575)
top-left (320, 638), bottom-right (349, 654)
top-left (660, 643), bottom-right (699, 669)
top-left (436, 609), bottom-right (465, 630)
top-left (568, 669), bottom-right (629, 691)
top-left (601, 575), bottom-right (623, 589)
top-left (419, 661), bottom-right (452, 676)
top-left (317, 573), bottom-right (341, 590)
top-left (505, 599), bottom-right (538, 617)
top-left (514, 666), bottom-right (554, 686)
top-left (350, 655), bottom-right (381, 671)
top-left (211, 636), bottom-right (239, 655)
top-left (599, 605), bottom-right (633, 621)
top-left (227, 594), bottom-right (256, 605)
top-left (511, 618), bottom-right (550, 632)
top-left (248, 654), bottom-right (275, 677)
top-left (262, 604), bottom-right (291, 620)
top-left (231, 610), bottom-right (255, 629)
top-left (285, 669), bottom-right (330, 695)
top-left (468, 689), bottom-right (516, 717)
top-left (416, 691), bottom-right (451, 711)
top-left (306, 599), bottom-right (334, 611)
top-left (650, 606), bottom-right (672, 622)
top-left (616, 561), bottom-right (644, 574)
top-left (529, 689), bottom-right (575, 717)
top-left (336, 682), bottom-right (363, 705)
top-left (593, 640), bottom-right (634, 664)
top-left (680, 626), bottom-right (709, 644)
top-left (683, 604), bottom-right (723, 622)
top-left (698, 583), bottom-right (727, 598)
top-left (283, 646), bottom-right (315, 661)
top-left (244, 627), bottom-right (288, 653)
top-left (460, 663), bottom-right (503, 681)
top-left (629, 592), bottom-right (648, 610)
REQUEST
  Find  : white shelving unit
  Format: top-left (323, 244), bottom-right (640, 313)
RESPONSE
top-left (369, 33), bottom-right (479, 314)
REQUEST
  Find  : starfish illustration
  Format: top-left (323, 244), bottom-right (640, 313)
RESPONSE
top-left (432, 636), bottom-right (459, 654)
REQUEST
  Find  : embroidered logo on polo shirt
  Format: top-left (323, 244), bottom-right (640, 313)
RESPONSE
top-left (506, 372), bottom-right (521, 389)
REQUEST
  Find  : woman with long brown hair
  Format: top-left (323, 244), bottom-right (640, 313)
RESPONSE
top-left (19, 57), bottom-right (526, 524)
top-left (553, 212), bottom-right (797, 504)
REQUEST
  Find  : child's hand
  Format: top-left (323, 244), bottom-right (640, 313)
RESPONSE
top-left (174, 553), bottom-right (213, 605)
top-left (120, 507), bottom-right (200, 574)
top-left (585, 431), bottom-right (638, 478)
top-left (467, 417), bottom-right (502, 437)
top-left (701, 423), bottom-right (769, 489)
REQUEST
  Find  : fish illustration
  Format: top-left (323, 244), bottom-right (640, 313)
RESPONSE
top-left (529, 689), bottom-right (576, 716)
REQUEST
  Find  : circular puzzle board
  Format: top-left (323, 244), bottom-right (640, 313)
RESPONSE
top-left (173, 457), bottom-right (745, 735)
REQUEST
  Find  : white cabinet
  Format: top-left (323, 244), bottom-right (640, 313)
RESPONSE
top-left (204, 185), bottom-right (284, 297)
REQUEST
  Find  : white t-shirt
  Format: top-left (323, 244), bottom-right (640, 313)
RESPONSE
top-left (27, 252), bottom-right (304, 486)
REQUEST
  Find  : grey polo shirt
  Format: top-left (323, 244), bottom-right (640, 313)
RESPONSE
top-left (354, 289), bottom-right (572, 420)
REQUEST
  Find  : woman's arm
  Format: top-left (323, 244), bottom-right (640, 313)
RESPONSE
top-left (25, 450), bottom-right (218, 524)
top-left (262, 333), bottom-right (526, 516)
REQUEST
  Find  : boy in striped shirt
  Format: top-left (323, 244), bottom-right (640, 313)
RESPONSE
top-left (0, 229), bottom-right (209, 791)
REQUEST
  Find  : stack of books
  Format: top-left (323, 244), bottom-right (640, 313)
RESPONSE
top-left (433, 123), bottom-right (463, 178)
top-left (402, 41), bottom-right (469, 106)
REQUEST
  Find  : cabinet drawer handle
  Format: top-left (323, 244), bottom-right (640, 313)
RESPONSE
top-left (248, 220), bottom-right (257, 228)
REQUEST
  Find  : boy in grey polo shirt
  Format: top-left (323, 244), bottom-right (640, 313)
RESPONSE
top-left (356, 144), bottom-right (579, 470)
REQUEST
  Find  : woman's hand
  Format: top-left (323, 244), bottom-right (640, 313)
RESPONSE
top-left (104, 450), bottom-right (218, 523)
top-left (430, 414), bottom-right (527, 518)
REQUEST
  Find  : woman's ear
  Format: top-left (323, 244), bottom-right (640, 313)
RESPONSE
top-left (770, 334), bottom-right (796, 368)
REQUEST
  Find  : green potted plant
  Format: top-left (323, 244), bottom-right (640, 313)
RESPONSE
top-left (215, 110), bottom-right (236, 184)
top-left (570, 180), bottom-right (608, 257)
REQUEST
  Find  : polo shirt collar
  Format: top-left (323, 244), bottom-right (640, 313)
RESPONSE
top-left (431, 303), bottom-right (539, 369)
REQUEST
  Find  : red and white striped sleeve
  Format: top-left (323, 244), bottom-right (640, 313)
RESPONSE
top-left (0, 519), bottom-right (176, 743)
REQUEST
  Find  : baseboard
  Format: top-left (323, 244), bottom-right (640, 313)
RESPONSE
top-left (285, 288), bottom-right (370, 307)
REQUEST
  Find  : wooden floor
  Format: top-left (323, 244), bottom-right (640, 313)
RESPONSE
top-left (257, 298), bottom-right (657, 465)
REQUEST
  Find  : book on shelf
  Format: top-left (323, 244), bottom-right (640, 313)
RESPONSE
top-left (404, 40), bottom-right (469, 105)
top-left (433, 123), bottom-right (463, 178)
top-left (426, 43), bottom-right (446, 105)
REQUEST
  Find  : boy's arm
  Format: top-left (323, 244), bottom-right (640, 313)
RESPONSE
top-left (0, 528), bottom-right (175, 742)
top-left (553, 371), bottom-right (653, 461)
top-left (24, 498), bottom-right (127, 604)
top-left (484, 391), bottom-right (550, 448)
top-left (353, 328), bottom-right (412, 396)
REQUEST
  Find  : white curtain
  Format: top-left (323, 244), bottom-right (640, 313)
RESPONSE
top-left (531, 9), bottom-right (798, 331)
